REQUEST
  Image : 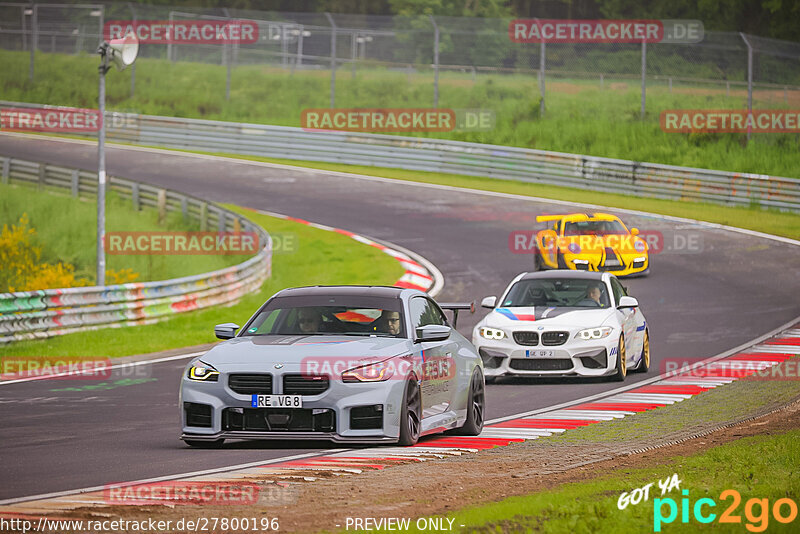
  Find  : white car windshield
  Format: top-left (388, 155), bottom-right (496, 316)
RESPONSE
top-left (502, 278), bottom-right (611, 308)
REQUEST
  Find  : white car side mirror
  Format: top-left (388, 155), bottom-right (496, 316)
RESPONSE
top-left (481, 296), bottom-right (497, 309)
top-left (618, 296), bottom-right (639, 309)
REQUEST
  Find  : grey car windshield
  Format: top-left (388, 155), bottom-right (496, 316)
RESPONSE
top-left (244, 296), bottom-right (406, 337)
top-left (502, 278), bottom-right (611, 308)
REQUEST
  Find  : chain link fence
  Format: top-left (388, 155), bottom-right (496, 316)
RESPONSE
top-left (2, 3), bottom-right (800, 116)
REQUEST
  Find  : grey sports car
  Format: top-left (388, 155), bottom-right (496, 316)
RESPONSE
top-left (180, 286), bottom-right (485, 447)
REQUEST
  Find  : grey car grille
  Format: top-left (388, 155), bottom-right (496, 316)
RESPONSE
top-left (228, 373), bottom-right (273, 394)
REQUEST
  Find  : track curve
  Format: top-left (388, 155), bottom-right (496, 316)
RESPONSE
top-left (1, 134), bottom-right (798, 500)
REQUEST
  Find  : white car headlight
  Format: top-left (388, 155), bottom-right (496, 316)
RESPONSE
top-left (187, 362), bottom-right (220, 381)
top-left (479, 327), bottom-right (506, 340)
top-left (576, 327), bottom-right (613, 340)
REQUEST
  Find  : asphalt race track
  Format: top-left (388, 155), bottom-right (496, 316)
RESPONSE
top-left (1, 134), bottom-right (799, 501)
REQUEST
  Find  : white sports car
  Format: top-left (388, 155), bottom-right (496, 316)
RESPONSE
top-left (472, 271), bottom-right (649, 381)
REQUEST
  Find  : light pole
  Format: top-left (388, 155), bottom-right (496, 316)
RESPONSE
top-left (96, 32), bottom-right (138, 286)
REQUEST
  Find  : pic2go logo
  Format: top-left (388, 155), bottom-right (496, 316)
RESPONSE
top-left (653, 489), bottom-right (798, 532)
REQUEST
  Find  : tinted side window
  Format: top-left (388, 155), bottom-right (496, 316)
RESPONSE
top-left (610, 278), bottom-right (627, 305)
top-left (409, 297), bottom-right (446, 329)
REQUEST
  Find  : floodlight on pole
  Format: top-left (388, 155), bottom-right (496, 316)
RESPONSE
top-left (96, 32), bottom-right (138, 286)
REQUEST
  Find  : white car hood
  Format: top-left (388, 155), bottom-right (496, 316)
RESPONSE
top-left (483, 306), bottom-right (616, 330)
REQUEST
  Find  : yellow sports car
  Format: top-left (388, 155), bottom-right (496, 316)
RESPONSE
top-left (533, 213), bottom-right (649, 277)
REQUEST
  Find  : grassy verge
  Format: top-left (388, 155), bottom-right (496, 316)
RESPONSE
top-left (435, 429), bottom-right (800, 533)
top-left (0, 182), bottom-right (246, 284)
top-left (0, 206), bottom-right (405, 359)
top-left (2, 49), bottom-right (798, 178)
top-left (190, 152), bottom-right (800, 240)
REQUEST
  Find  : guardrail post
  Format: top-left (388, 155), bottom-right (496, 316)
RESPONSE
top-left (1, 157), bottom-right (9, 185)
top-left (38, 163), bottom-right (46, 190)
top-left (71, 169), bottom-right (79, 197)
top-left (218, 211), bottom-right (227, 232)
top-left (200, 202), bottom-right (208, 231)
top-left (181, 197), bottom-right (188, 221)
top-left (157, 189), bottom-right (167, 224)
top-left (131, 182), bottom-right (140, 211)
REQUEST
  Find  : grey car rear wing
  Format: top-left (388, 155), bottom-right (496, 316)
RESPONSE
top-left (438, 302), bottom-right (475, 328)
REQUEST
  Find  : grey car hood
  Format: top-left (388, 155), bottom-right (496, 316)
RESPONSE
top-left (199, 335), bottom-right (413, 367)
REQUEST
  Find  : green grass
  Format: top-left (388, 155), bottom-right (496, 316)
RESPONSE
top-left (0, 205), bottom-right (405, 358)
top-left (405, 429), bottom-right (800, 533)
top-left (185, 152), bottom-right (800, 240)
top-left (0, 183), bottom-right (245, 285)
top-left (3, 49), bottom-right (799, 178)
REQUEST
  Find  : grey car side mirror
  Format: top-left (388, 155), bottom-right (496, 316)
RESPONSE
top-left (618, 296), bottom-right (639, 309)
top-left (481, 296), bottom-right (497, 309)
top-left (214, 322), bottom-right (240, 340)
top-left (415, 324), bottom-right (451, 342)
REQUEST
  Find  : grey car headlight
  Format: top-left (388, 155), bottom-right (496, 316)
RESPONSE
top-left (342, 359), bottom-right (395, 382)
top-left (479, 327), bottom-right (506, 340)
top-left (187, 362), bottom-right (220, 381)
top-left (576, 327), bottom-right (614, 340)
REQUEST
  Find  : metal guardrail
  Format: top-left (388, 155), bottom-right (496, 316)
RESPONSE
top-left (0, 154), bottom-right (272, 344)
top-left (2, 100), bottom-right (798, 211)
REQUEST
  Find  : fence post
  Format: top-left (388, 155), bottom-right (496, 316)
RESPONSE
top-left (640, 40), bottom-right (646, 119)
top-left (29, 4), bottom-right (37, 82)
top-left (668, 77), bottom-right (672, 93)
top-left (351, 31), bottom-right (357, 79)
top-left (739, 32), bottom-right (754, 145)
top-left (128, 2), bottom-right (136, 99)
top-left (168, 11), bottom-right (175, 62)
top-left (539, 41), bottom-right (546, 116)
top-left (71, 169), bottom-right (79, 197)
top-left (325, 13), bottom-right (336, 108)
top-left (21, 5), bottom-right (27, 51)
top-left (296, 25), bottom-right (304, 69)
top-left (2, 157), bottom-right (9, 185)
top-left (430, 15), bottom-right (439, 109)
top-left (218, 210), bottom-right (227, 232)
top-left (600, 73), bottom-right (604, 89)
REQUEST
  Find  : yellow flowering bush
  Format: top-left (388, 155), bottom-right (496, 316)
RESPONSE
top-left (0, 214), bottom-right (139, 292)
